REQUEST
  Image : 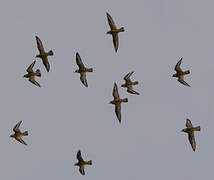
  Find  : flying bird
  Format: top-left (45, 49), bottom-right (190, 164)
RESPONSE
top-left (121, 71), bottom-right (139, 95)
top-left (74, 150), bottom-right (92, 176)
top-left (10, 121), bottom-right (28, 145)
top-left (106, 12), bottom-right (124, 52)
top-left (173, 58), bottom-right (191, 87)
top-left (35, 36), bottom-right (53, 72)
top-left (181, 119), bottom-right (200, 151)
top-left (75, 52), bottom-right (93, 87)
top-left (23, 60), bottom-right (41, 87)
top-left (109, 83), bottom-right (128, 123)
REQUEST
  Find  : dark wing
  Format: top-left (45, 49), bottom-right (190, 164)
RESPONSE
top-left (188, 132), bottom-right (196, 151)
top-left (106, 12), bottom-right (117, 30)
top-left (80, 73), bottom-right (88, 87)
top-left (26, 61), bottom-right (36, 73)
top-left (186, 119), bottom-right (193, 128)
top-left (35, 36), bottom-right (45, 54)
top-left (113, 83), bottom-right (120, 99)
top-left (178, 77), bottom-right (191, 87)
top-left (76, 52), bottom-right (85, 70)
top-left (112, 34), bottom-right (119, 52)
top-left (79, 166), bottom-right (85, 175)
top-left (42, 58), bottom-right (50, 72)
top-left (17, 138), bottom-right (27, 146)
top-left (174, 58), bottom-right (182, 72)
top-left (115, 104), bottom-right (121, 123)
top-left (124, 71), bottom-right (134, 81)
top-left (13, 121), bottom-right (22, 133)
top-left (77, 150), bottom-right (84, 162)
top-left (29, 78), bottom-right (41, 87)
top-left (127, 86), bottom-right (139, 95)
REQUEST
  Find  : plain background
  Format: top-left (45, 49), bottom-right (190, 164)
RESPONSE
top-left (0, 0), bottom-right (213, 179)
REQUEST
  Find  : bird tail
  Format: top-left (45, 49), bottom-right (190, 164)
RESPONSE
top-left (86, 160), bottom-right (92, 165)
top-left (132, 81), bottom-right (139, 85)
top-left (183, 70), bottom-right (190, 75)
top-left (23, 131), bottom-right (28, 136)
top-left (193, 126), bottom-right (200, 131)
top-left (121, 98), bottom-right (128, 103)
top-left (47, 50), bottom-right (54, 56)
top-left (86, 68), bottom-right (93, 72)
top-left (36, 69), bottom-right (41, 77)
top-left (119, 27), bottom-right (125, 32)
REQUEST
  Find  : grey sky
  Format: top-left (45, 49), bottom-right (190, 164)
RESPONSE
top-left (0, 0), bottom-right (213, 179)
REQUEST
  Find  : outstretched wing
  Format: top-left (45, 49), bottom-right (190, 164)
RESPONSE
top-left (174, 58), bottom-right (182, 72)
top-left (80, 73), bottom-right (88, 87)
top-left (178, 77), bottom-right (191, 87)
top-left (35, 36), bottom-right (45, 54)
top-left (112, 34), bottom-right (119, 52)
top-left (188, 132), bottom-right (196, 151)
top-left (186, 119), bottom-right (193, 128)
top-left (13, 121), bottom-right (22, 133)
top-left (77, 150), bottom-right (84, 162)
top-left (124, 71), bottom-right (134, 81)
top-left (26, 61), bottom-right (36, 73)
top-left (76, 52), bottom-right (85, 70)
top-left (113, 83), bottom-right (120, 99)
top-left (29, 77), bottom-right (41, 88)
top-left (79, 166), bottom-right (85, 175)
top-left (106, 12), bottom-right (117, 30)
top-left (115, 104), bottom-right (121, 123)
top-left (17, 138), bottom-right (27, 146)
top-left (127, 86), bottom-right (139, 95)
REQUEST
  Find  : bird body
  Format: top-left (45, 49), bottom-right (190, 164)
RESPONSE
top-left (74, 150), bottom-right (92, 175)
top-left (23, 60), bottom-right (41, 87)
top-left (35, 36), bottom-right (53, 72)
top-left (173, 58), bottom-right (191, 87)
top-left (182, 119), bottom-right (200, 151)
top-left (106, 12), bottom-right (124, 52)
top-left (10, 121), bottom-right (28, 145)
top-left (121, 71), bottom-right (139, 95)
top-left (110, 83), bottom-right (128, 123)
top-left (75, 52), bottom-right (93, 87)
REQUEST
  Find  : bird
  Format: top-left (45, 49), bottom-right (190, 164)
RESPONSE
top-left (74, 150), bottom-right (92, 176)
top-left (75, 52), bottom-right (93, 87)
top-left (121, 71), bottom-right (139, 95)
top-left (181, 119), bottom-right (200, 152)
top-left (10, 120), bottom-right (28, 146)
top-left (35, 36), bottom-right (53, 72)
top-left (23, 60), bottom-right (41, 87)
top-left (172, 58), bottom-right (191, 87)
top-left (106, 12), bottom-right (124, 52)
top-left (109, 83), bottom-right (128, 123)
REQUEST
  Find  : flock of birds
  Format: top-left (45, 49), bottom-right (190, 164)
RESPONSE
top-left (9, 12), bottom-right (200, 176)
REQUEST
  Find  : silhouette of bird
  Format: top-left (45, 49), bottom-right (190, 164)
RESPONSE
top-left (74, 150), bottom-right (92, 175)
top-left (106, 12), bottom-right (124, 52)
top-left (35, 36), bottom-right (53, 72)
top-left (182, 119), bottom-right (200, 151)
top-left (121, 71), bottom-right (139, 95)
top-left (109, 83), bottom-right (128, 123)
top-left (173, 58), bottom-right (190, 87)
top-left (23, 60), bottom-right (41, 87)
top-left (75, 52), bottom-right (93, 87)
top-left (10, 121), bottom-right (28, 145)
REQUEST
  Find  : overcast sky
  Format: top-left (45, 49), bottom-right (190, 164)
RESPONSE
top-left (0, 0), bottom-right (214, 179)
